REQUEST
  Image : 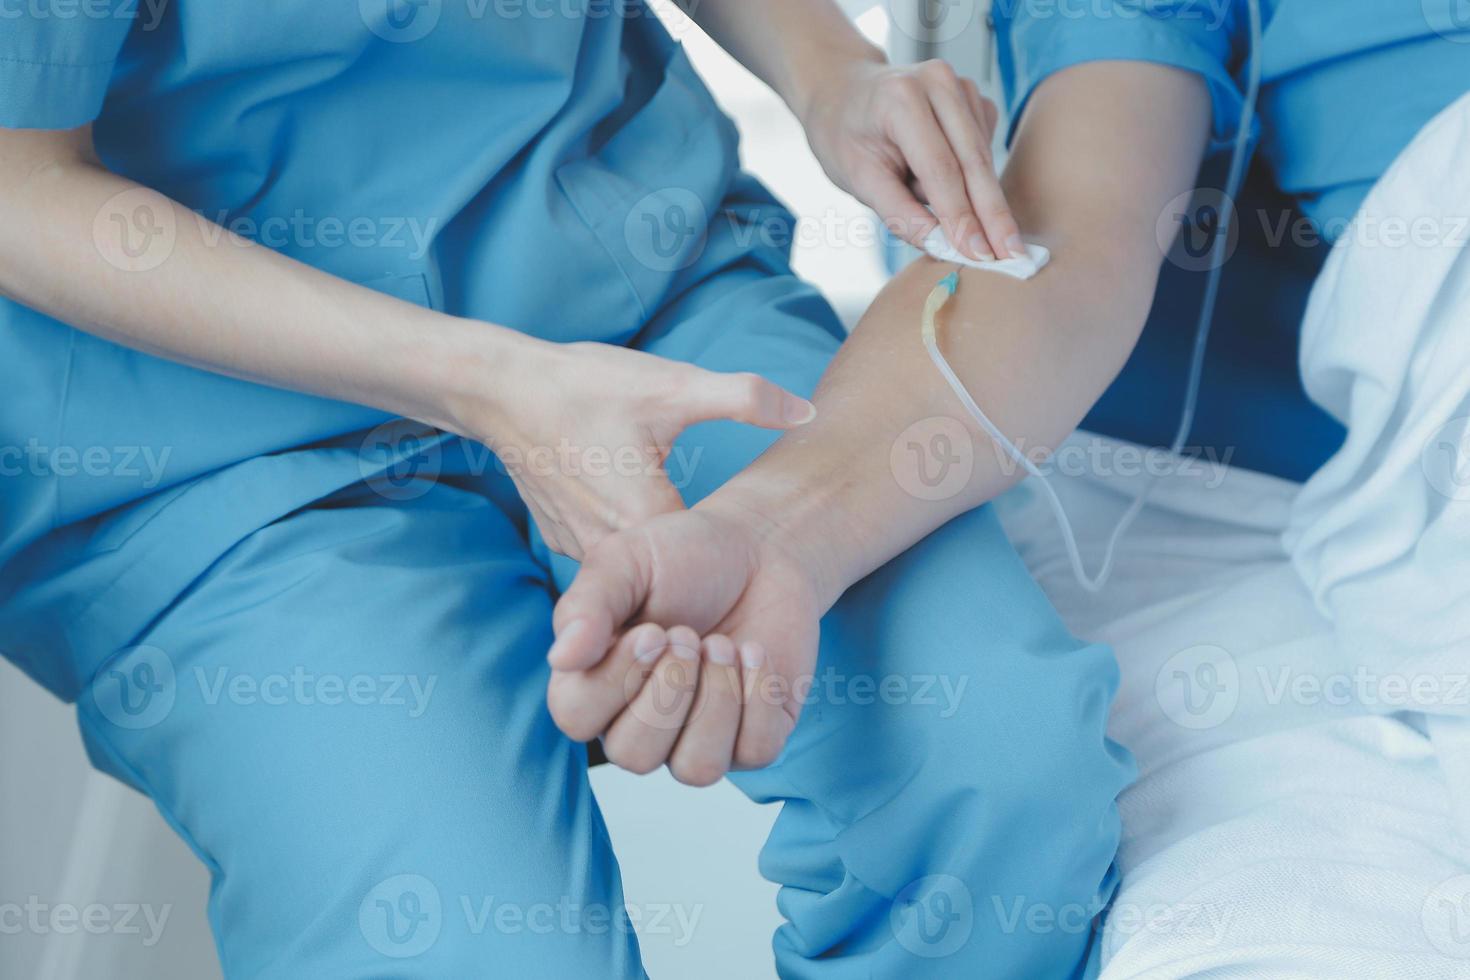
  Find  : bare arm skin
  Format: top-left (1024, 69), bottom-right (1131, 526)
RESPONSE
top-left (0, 126), bottom-right (494, 430)
top-left (547, 61), bottom-right (1214, 784)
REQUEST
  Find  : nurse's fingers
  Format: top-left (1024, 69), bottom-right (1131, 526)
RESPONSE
top-left (599, 629), bottom-right (702, 774)
top-left (548, 531), bottom-right (648, 671)
top-left (861, 167), bottom-right (944, 252)
top-left (547, 622), bottom-right (666, 742)
top-left (891, 80), bottom-right (987, 261)
top-left (927, 74), bottom-right (1022, 260)
top-left (964, 77), bottom-right (1000, 139)
top-left (506, 474), bottom-right (573, 558)
top-left (525, 496), bottom-right (572, 559)
top-left (687, 370), bottom-right (817, 430)
top-left (667, 635), bottom-right (743, 787)
top-left (958, 78), bottom-right (1022, 259)
top-left (599, 473), bottom-right (685, 538)
top-left (731, 642), bottom-right (795, 771)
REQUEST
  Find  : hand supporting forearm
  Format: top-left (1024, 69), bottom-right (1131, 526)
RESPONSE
top-left (702, 62), bottom-right (1214, 608)
top-left (0, 124), bottom-right (820, 558)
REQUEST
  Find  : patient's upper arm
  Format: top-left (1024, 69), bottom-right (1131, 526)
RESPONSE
top-left (1001, 61), bottom-right (1212, 259)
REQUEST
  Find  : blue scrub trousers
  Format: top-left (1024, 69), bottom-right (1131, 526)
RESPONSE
top-left (59, 261), bottom-right (1129, 978)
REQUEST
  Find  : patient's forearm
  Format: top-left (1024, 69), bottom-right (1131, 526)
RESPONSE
top-left (705, 62), bottom-right (1212, 608)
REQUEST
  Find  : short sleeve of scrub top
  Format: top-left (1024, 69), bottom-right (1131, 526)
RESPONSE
top-left (992, 0), bottom-right (1251, 154)
top-left (0, 1), bottom-right (136, 129)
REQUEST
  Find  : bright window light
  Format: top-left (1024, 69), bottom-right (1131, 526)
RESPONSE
top-left (855, 5), bottom-right (890, 47)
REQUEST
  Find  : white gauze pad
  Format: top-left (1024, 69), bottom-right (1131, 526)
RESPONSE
top-left (920, 226), bottom-right (1050, 280)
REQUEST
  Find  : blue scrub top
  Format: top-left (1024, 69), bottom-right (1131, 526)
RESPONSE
top-left (994, 0), bottom-right (1470, 482)
top-left (994, 0), bottom-right (1470, 238)
top-left (0, 2), bottom-right (780, 584)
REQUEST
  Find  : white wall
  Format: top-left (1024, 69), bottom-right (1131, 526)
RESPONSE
top-left (0, 658), bottom-right (221, 980)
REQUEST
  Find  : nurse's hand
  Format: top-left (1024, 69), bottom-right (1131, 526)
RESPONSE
top-left (458, 338), bottom-right (815, 561)
top-left (797, 58), bottom-right (1022, 262)
top-left (542, 503), bottom-right (819, 784)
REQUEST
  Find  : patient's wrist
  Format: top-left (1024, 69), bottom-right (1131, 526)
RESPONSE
top-left (699, 471), bottom-right (864, 612)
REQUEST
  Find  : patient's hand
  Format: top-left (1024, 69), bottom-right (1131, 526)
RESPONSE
top-left (544, 502), bottom-right (819, 784)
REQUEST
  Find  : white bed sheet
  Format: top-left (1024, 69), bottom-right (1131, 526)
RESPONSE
top-left (994, 436), bottom-right (1470, 979)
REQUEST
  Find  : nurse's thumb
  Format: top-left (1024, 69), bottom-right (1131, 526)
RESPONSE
top-left (690, 371), bottom-right (817, 430)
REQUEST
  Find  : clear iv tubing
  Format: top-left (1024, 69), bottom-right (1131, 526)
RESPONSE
top-left (922, 0), bottom-right (1264, 593)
